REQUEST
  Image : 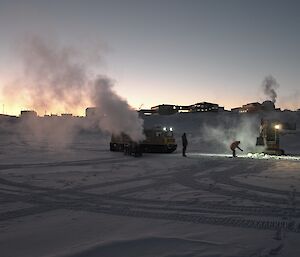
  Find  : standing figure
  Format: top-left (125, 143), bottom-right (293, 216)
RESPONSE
top-left (182, 132), bottom-right (188, 157)
top-left (230, 140), bottom-right (243, 157)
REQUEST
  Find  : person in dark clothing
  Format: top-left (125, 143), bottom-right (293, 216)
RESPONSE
top-left (182, 133), bottom-right (188, 157)
top-left (230, 140), bottom-right (243, 157)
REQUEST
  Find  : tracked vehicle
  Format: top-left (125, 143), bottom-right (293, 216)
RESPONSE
top-left (110, 126), bottom-right (177, 154)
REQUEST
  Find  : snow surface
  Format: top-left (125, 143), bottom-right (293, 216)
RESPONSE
top-left (1, 113), bottom-right (300, 257)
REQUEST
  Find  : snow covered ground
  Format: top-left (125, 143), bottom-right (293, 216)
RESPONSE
top-left (1, 113), bottom-right (300, 257)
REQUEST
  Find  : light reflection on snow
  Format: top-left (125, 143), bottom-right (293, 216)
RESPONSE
top-left (244, 153), bottom-right (300, 161)
top-left (189, 153), bottom-right (232, 158)
top-left (188, 152), bottom-right (300, 161)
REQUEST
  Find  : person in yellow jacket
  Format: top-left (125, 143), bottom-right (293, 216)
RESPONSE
top-left (230, 141), bottom-right (243, 157)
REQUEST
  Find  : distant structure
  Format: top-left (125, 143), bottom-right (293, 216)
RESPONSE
top-left (261, 100), bottom-right (276, 111)
top-left (189, 102), bottom-right (219, 113)
top-left (138, 109), bottom-right (157, 116)
top-left (20, 110), bottom-right (38, 118)
top-left (230, 107), bottom-right (241, 113)
top-left (19, 111), bottom-right (77, 120)
top-left (176, 105), bottom-right (191, 113)
top-left (0, 114), bottom-right (17, 122)
top-left (61, 113), bottom-right (73, 118)
top-left (85, 107), bottom-right (107, 119)
top-left (231, 100), bottom-right (278, 113)
top-left (0, 114), bottom-right (18, 131)
top-left (239, 102), bottom-right (262, 113)
top-left (85, 107), bottom-right (98, 117)
top-left (3, 99), bottom-right (290, 121)
top-left (151, 104), bottom-right (178, 115)
top-left (139, 102), bottom-right (223, 116)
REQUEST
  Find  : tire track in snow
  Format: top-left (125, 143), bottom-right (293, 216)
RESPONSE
top-left (0, 156), bottom-right (135, 171)
top-left (1, 157), bottom-right (299, 232)
top-left (173, 162), bottom-right (299, 205)
top-left (1, 192), bottom-right (299, 233)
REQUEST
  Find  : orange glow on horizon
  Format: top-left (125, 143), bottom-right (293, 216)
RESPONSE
top-left (1, 96), bottom-right (298, 116)
top-left (1, 78), bottom-right (298, 117)
top-left (0, 101), bottom-right (89, 117)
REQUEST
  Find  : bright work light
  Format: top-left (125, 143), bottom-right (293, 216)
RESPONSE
top-left (274, 124), bottom-right (281, 130)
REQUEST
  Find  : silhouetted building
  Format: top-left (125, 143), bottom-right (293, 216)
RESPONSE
top-left (234, 101), bottom-right (277, 113)
top-left (149, 102), bottom-right (223, 115)
top-left (177, 105), bottom-right (191, 113)
top-left (86, 107), bottom-right (99, 117)
top-left (0, 114), bottom-right (17, 120)
top-left (239, 102), bottom-right (261, 113)
top-left (20, 110), bottom-right (38, 118)
top-left (231, 107), bottom-right (242, 113)
top-left (85, 107), bottom-right (107, 119)
top-left (189, 102), bottom-right (219, 112)
top-left (138, 109), bottom-right (157, 116)
top-left (61, 113), bottom-right (73, 118)
top-left (151, 104), bottom-right (178, 115)
top-left (261, 100), bottom-right (276, 111)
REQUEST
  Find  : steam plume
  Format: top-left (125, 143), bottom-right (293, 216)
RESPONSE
top-left (262, 75), bottom-right (279, 103)
top-left (201, 116), bottom-right (260, 153)
top-left (91, 76), bottom-right (145, 141)
top-left (3, 36), bottom-right (145, 144)
top-left (4, 36), bottom-right (89, 113)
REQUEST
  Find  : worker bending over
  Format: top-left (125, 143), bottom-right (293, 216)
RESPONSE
top-left (230, 140), bottom-right (243, 157)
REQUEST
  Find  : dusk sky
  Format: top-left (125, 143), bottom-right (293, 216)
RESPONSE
top-left (0, 0), bottom-right (299, 115)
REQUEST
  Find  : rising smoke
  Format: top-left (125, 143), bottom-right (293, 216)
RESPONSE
top-left (3, 36), bottom-right (144, 145)
top-left (201, 116), bottom-right (260, 153)
top-left (146, 113), bottom-right (261, 154)
top-left (91, 76), bottom-right (144, 141)
top-left (4, 36), bottom-right (89, 113)
top-left (262, 75), bottom-right (280, 103)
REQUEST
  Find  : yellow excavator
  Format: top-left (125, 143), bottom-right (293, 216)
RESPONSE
top-left (256, 119), bottom-right (296, 155)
